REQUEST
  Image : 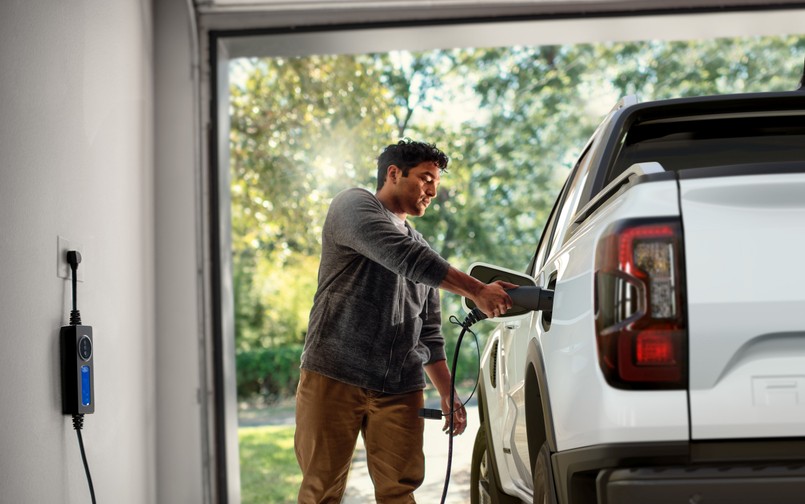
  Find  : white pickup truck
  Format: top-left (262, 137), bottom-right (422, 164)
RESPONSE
top-left (467, 89), bottom-right (805, 504)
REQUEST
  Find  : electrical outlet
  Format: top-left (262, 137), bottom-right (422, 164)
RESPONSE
top-left (57, 236), bottom-right (84, 282)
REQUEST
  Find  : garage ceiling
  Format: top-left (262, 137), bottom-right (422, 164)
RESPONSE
top-left (196, 0), bottom-right (805, 15)
top-left (196, 0), bottom-right (805, 33)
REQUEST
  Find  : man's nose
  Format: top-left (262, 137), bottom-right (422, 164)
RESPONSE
top-left (425, 184), bottom-right (437, 197)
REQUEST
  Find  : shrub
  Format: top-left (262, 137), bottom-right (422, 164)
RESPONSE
top-left (236, 344), bottom-right (304, 403)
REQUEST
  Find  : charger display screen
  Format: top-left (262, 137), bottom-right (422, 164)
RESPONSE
top-left (81, 365), bottom-right (91, 407)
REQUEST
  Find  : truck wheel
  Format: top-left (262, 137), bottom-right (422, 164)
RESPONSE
top-left (470, 428), bottom-right (519, 504)
top-left (470, 428), bottom-right (494, 504)
top-left (533, 443), bottom-right (555, 504)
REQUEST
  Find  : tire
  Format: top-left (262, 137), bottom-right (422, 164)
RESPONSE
top-left (470, 428), bottom-right (493, 504)
top-left (470, 427), bottom-right (519, 504)
top-left (532, 443), bottom-right (556, 504)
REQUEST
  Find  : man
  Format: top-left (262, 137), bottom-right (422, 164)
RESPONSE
top-left (295, 139), bottom-right (513, 503)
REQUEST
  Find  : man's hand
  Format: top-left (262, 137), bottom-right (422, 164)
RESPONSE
top-left (425, 360), bottom-right (468, 436)
top-left (440, 267), bottom-right (517, 319)
top-left (441, 392), bottom-right (467, 436)
top-left (472, 280), bottom-right (518, 319)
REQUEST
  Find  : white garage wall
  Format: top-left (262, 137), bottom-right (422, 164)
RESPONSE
top-left (154, 0), bottom-right (210, 502)
top-left (0, 0), bottom-right (156, 503)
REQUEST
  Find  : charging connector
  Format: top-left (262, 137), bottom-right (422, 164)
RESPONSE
top-left (418, 408), bottom-right (442, 420)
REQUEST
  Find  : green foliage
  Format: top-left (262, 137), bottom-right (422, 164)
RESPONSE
top-left (597, 36), bottom-right (805, 98)
top-left (234, 253), bottom-right (319, 351)
top-left (230, 34), bottom-right (805, 403)
top-left (239, 425), bottom-right (300, 503)
top-left (236, 345), bottom-right (304, 402)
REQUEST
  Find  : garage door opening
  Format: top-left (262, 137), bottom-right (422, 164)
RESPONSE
top-left (204, 8), bottom-right (805, 502)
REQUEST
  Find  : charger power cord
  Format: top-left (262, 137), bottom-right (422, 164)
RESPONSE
top-left (420, 307), bottom-right (487, 504)
top-left (67, 251), bottom-right (97, 504)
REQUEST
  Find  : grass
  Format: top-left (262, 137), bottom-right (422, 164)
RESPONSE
top-left (239, 425), bottom-right (301, 504)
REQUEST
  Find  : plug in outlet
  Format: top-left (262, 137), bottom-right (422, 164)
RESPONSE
top-left (57, 236), bottom-right (84, 282)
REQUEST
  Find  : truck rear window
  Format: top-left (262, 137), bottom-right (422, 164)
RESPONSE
top-left (612, 113), bottom-right (805, 175)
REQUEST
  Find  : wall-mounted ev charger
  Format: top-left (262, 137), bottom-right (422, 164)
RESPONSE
top-left (60, 324), bottom-right (95, 415)
top-left (60, 250), bottom-right (97, 503)
top-left (60, 250), bottom-right (94, 415)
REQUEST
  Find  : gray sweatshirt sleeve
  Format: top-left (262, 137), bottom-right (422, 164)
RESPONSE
top-left (419, 286), bottom-right (446, 364)
top-left (327, 188), bottom-right (450, 287)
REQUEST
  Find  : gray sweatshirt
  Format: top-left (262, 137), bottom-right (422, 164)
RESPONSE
top-left (301, 188), bottom-right (451, 394)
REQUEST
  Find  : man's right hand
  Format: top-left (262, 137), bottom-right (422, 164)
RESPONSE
top-left (439, 266), bottom-right (517, 319)
top-left (473, 280), bottom-right (517, 319)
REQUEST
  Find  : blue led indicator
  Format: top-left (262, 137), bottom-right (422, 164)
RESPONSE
top-left (81, 365), bottom-right (91, 407)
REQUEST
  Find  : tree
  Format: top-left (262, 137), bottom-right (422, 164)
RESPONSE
top-left (229, 54), bottom-right (399, 353)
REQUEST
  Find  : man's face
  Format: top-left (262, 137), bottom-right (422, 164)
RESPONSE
top-left (393, 161), bottom-right (441, 217)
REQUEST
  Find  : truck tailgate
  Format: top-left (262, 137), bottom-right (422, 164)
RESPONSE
top-left (679, 172), bottom-right (805, 440)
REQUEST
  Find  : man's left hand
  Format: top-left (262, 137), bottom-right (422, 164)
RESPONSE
top-left (441, 392), bottom-right (467, 436)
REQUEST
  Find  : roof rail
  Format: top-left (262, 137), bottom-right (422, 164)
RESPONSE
top-left (613, 95), bottom-right (639, 111)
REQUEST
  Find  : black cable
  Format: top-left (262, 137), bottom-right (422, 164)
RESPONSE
top-left (72, 414), bottom-right (96, 504)
top-left (72, 273), bottom-right (77, 313)
top-left (67, 251), bottom-right (82, 326)
top-left (439, 308), bottom-right (486, 504)
top-left (446, 315), bottom-right (483, 411)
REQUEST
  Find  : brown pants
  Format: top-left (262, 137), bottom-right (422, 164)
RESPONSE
top-left (294, 370), bottom-right (425, 503)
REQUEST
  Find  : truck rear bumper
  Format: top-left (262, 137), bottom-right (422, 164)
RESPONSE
top-left (598, 464), bottom-right (805, 504)
top-left (553, 439), bottom-right (805, 504)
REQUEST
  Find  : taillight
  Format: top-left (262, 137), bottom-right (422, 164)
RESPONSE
top-left (594, 218), bottom-right (687, 389)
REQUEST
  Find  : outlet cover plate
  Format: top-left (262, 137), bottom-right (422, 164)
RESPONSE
top-left (57, 236), bottom-right (84, 282)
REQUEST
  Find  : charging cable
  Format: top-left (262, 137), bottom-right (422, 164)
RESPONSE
top-left (72, 414), bottom-right (95, 503)
top-left (421, 307), bottom-right (486, 504)
top-left (67, 252), bottom-right (97, 504)
top-left (422, 286), bottom-right (552, 503)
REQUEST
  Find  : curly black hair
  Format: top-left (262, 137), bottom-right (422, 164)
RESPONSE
top-left (376, 138), bottom-right (449, 190)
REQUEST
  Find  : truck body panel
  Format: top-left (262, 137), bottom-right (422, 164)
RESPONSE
top-left (681, 173), bottom-right (805, 439)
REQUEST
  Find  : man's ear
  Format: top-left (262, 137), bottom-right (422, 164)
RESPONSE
top-left (387, 165), bottom-right (400, 184)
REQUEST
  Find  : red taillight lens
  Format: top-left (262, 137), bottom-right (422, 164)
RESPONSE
top-left (635, 332), bottom-right (676, 366)
top-left (595, 219), bottom-right (687, 389)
